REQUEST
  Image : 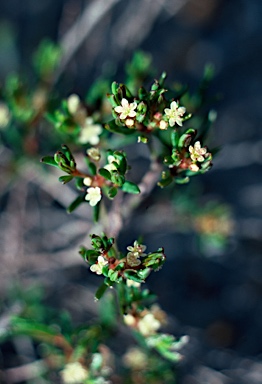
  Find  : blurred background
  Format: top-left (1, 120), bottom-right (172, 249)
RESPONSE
top-left (0, 0), bottom-right (262, 383)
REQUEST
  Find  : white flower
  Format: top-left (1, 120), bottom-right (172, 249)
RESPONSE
top-left (104, 155), bottom-right (119, 173)
top-left (83, 176), bottom-right (92, 186)
top-left (189, 163), bottom-right (199, 172)
top-left (126, 279), bottom-right (141, 288)
top-left (159, 120), bottom-right (168, 130)
top-left (127, 253), bottom-right (141, 267)
top-left (87, 147), bottom-right (101, 161)
top-left (60, 362), bottom-right (89, 384)
top-left (137, 313), bottom-right (161, 336)
top-left (85, 186), bottom-right (102, 206)
top-left (90, 255), bottom-right (108, 275)
top-left (79, 117), bottom-right (103, 145)
top-left (67, 94), bottom-right (81, 115)
top-left (123, 347), bottom-right (147, 369)
top-left (125, 118), bottom-right (135, 127)
top-left (123, 314), bottom-right (136, 327)
top-left (0, 103), bottom-right (10, 128)
top-left (164, 101), bottom-right (186, 127)
top-left (127, 241), bottom-right (147, 258)
top-left (126, 241), bottom-right (147, 267)
top-left (189, 141), bottom-right (207, 162)
top-left (114, 98), bottom-right (137, 120)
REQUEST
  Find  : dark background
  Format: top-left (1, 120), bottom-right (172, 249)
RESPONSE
top-left (0, 0), bottom-right (261, 383)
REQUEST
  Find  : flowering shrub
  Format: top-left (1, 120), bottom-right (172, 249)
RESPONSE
top-left (0, 43), bottom-right (225, 383)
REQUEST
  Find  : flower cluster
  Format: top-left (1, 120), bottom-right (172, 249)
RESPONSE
top-left (67, 94), bottom-right (103, 145)
top-left (60, 362), bottom-right (89, 384)
top-left (188, 141), bottom-right (211, 172)
top-left (80, 235), bottom-right (166, 298)
top-left (124, 305), bottom-right (167, 337)
top-left (126, 241), bottom-right (147, 267)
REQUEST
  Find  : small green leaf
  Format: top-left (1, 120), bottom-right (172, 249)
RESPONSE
top-left (93, 203), bottom-right (100, 222)
top-left (59, 175), bottom-right (73, 184)
top-left (95, 283), bottom-right (109, 300)
top-left (121, 181), bottom-right (140, 194)
top-left (108, 187), bottom-right (118, 199)
top-left (41, 156), bottom-right (60, 168)
top-left (124, 271), bottom-right (144, 283)
top-left (111, 173), bottom-right (125, 187)
top-left (178, 129), bottom-right (195, 148)
top-left (75, 177), bottom-right (84, 190)
top-left (67, 195), bottom-right (85, 213)
top-left (99, 168), bottom-right (112, 181)
top-left (171, 130), bottom-right (179, 147)
top-left (175, 176), bottom-right (190, 184)
top-left (105, 120), bottom-right (134, 135)
top-left (85, 158), bottom-right (97, 176)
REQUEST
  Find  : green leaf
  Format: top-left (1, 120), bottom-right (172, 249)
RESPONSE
top-left (75, 177), bottom-right (84, 190)
top-left (111, 173), bottom-right (125, 187)
top-left (124, 270), bottom-right (145, 283)
top-left (41, 156), bottom-right (60, 168)
top-left (121, 181), bottom-right (140, 194)
top-left (85, 157), bottom-right (97, 176)
top-left (111, 81), bottom-right (119, 96)
top-left (99, 168), bottom-right (112, 181)
top-left (178, 129), bottom-right (195, 148)
top-left (67, 195), bottom-right (85, 213)
top-left (157, 176), bottom-right (173, 188)
top-left (59, 175), bottom-right (74, 184)
top-left (95, 283), bottom-right (109, 300)
top-left (108, 187), bottom-right (118, 199)
top-left (93, 203), bottom-right (100, 222)
top-left (175, 176), bottom-right (190, 184)
top-left (105, 120), bottom-right (134, 135)
top-left (171, 130), bottom-right (179, 147)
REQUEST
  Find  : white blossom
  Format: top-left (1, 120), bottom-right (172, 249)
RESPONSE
top-left (123, 347), bottom-right (147, 369)
top-left (126, 241), bottom-right (147, 267)
top-left (189, 141), bottom-right (208, 162)
top-left (114, 98), bottom-right (137, 120)
top-left (189, 163), bottom-right (199, 172)
top-left (83, 176), bottom-right (92, 186)
top-left (90, 255), bottom-right (108, 275)
top-left (79, 117), bottom-right (103, 145)
top-left (104, 155), bottom-right (119, 173)
top-left (60, 362), bottom-right (89, 384)
top-left (159, 120), bottom-right (168, 130)
top-left (127, 241), bottom-right (147, 258)
top-left (123, 314), bottom-right (136, 327)
top-left (126, 279), bottom-right (141, 288)
top-left (127, 253), bottom-right (141, 267)
top-left (67, 94), bottom-right (81, 115)
top-left (85, 186), bottom-right (102, 206)
top-left (164, 101), bottom-right (186, 127)
top-left (87, 147), bottom-right (101, 161)
top-left (137, 313), bottom-right (161, 336)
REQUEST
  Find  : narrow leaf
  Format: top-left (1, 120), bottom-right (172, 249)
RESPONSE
top-left (41, 156), bottom-right (59, 168)
top-left (95, 283), bottom-right (109, 300)
top-left (99, 168), bottom-right (112, 181)
top-left (121, 181), bottom-right (140, 194)
top-left (59, 175), bottom-right (73, 184)
top-left (67, 195), bottom-right (85, 213)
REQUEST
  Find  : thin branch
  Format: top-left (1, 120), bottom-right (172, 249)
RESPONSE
top-left (55, 0), bottom-right (121, 82)
top-left (107, 160), bottom-right (162, 238)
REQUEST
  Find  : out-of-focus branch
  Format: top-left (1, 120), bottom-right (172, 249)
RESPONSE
top-left (106, 160), bottom-right (162, 238)
top-left (55, 0), bottom-right (121, 82)
top-left (111, 0), bottom-right (188, 52)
